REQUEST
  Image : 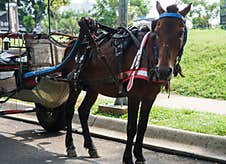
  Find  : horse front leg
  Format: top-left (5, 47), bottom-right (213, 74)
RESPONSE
top-left (65, 87), bottom-right (81, 157)
top-left (133, 96), bottom-right (157, 164)
top-left (123, 97), bottom-right (140, 164)
top-left (78, 90), bottom-right (99, 158)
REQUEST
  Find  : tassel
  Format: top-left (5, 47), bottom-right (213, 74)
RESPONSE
top-left (165, 81), bottom-right (171, 98)
top-left (174, 63), bottom-right (185, 78)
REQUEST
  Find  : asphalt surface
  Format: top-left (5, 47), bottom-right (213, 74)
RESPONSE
top-left (0, 117), bottom-right (216, 164)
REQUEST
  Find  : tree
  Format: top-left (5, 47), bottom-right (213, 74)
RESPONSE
top-left (0, 1), bottom-right (6, 11)
top-left (180, 0), bottom-right (219, 28)
top-left (22, 15), bottom-right (35, 32)
top-left (128, 0), bottom-right (151, 24)
top-left (92, 0), bottom-right (151, 27)
top-left (57, 11), bottom-right (90, 34)
top-left (92, 0), bottom-right (118, 27)
top-left (44, 0), bottom-right (70, 31)
top-left (41, 10), bottom-right (91, 34)
top-left (0, 0), bottom-right (70, 32)
top-left (18, 0), bottom-right (46, 32)
top-left (220, 0), bottom-right (226, 29)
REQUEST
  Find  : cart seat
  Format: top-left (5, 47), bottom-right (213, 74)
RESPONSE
top-left (0, 51), bottom-right (27, 71)
top-left (0, 49), bottom-right (26, 62)
top-left (0, 52), bottom-right (18, 65)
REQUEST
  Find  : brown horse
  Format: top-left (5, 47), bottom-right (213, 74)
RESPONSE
top-left (62, 2), bottom-right (191, 164)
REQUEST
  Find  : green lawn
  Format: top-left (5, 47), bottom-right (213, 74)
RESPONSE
top-left (148, 106), bottom-right (226, 136)
top-left (92, 104), bottom-right (226, 136)
top-left (10, 96), bottom-right (226, 136)
top-left (171, 29), bottom-right (226, 100)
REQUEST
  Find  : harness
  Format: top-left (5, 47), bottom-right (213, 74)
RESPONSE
top-left (125, 12), bottom-right (188, 92)
top-left (46, 16), bottom-right (187, 94)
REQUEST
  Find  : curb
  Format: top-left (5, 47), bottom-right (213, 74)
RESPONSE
top-left (1, 101), bottom-right (226, 162)
top-left (72, 112), bottom-right (226, 162)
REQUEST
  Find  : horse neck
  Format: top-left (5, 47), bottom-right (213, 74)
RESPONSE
top-left (124, 31), bottom-right (155, 71)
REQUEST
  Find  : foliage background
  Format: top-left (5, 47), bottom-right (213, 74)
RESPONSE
top-left (171, 28), bottom-right (226, 100)
top-left (181, 0), bottom-right (219, 28)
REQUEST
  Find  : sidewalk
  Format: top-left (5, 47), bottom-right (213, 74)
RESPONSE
top-left (97, 92), bottom-right (226, 115)
top-left (154, 93), bottom-right (226, 115)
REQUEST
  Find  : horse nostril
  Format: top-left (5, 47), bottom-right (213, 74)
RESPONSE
top-left (154, 67), bottom-right (172, 81)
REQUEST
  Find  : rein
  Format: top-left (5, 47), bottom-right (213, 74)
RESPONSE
top-left (125, 12), bottom-right (188, 92)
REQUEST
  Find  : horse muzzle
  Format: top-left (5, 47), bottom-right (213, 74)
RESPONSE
top-left (152, 66), bottom-right (173, 83)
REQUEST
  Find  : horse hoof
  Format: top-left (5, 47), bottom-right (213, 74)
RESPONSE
top-left (67, 149), bottom-right (77, 158)
top-left (135, 160), bottom-right (145, 164)
top-left (122, 158), bottom-right (134, 164)
top-left (88, 148), bottom-right (99, 158)
top-left (134, 155), bottom-right (145, 164)
top-left (133, 149), bottom-right (145, 163)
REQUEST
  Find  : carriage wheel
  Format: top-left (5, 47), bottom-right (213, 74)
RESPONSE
top-left (35, 103), bottom-right (66, 132)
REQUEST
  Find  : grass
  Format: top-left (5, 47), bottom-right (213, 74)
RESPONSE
top-left (74, 96), bottom-right (226, 136)
top-left (171, 28), bottom-right (226, 100)
top-left (92, 105), bottom-right (226, 136)
top-left (148, 106), bottom-right (226, 136)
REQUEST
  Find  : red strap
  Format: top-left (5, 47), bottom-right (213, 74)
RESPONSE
top-left (120, 68), bottom-right (148, 92)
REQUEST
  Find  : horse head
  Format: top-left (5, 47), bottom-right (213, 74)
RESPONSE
top-left (153, 1), bottom-right (192, 82)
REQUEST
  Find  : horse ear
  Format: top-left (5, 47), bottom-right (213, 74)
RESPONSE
top-left (156, 1), bottom-right (165, 14)
top-left (179, 3), bottom-right (192, 17)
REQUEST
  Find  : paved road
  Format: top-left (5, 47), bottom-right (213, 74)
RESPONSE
top-left (0, 117), bottom-right (215, 164)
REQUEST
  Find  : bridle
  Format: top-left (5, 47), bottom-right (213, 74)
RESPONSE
top-left (125, 13), bottom-right (188, 91)
top-left (153, 12), bottom-right (188, 66)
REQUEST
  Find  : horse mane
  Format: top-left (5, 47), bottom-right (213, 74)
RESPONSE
top-left (166, 5), bottom-right (179, 13)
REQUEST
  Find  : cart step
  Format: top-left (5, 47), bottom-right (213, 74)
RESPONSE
top-left (0, 109), bottom-right (35, 115)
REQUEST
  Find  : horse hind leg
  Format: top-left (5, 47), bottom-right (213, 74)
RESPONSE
top-left (65, 87), bottom-right (81, 157)
top-left (78, 90), bottom-right (99, 158)
top-left (133, 98), bottom-right (156, 164)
